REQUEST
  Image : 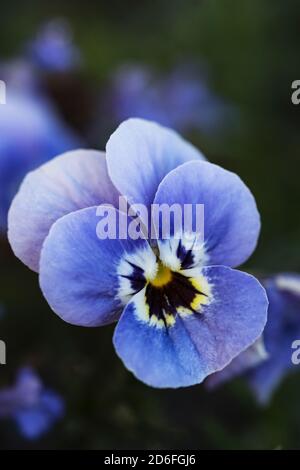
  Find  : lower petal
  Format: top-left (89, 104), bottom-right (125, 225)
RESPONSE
top-left (113, 266), bottom-right (268, 388)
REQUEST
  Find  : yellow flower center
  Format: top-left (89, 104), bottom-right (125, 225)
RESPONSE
top-left (150, 262), bottom-right (172, 288)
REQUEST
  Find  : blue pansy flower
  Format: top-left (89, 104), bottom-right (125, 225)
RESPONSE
top-left (0, 66), bottom-right (80, 231)
top-left (207, 273), bottom-right (300, 404)
top-left (8, 119), bottom-right (268, 388)
top-left (25, 19), bottom-right (81, 72)
top-left (108, 64), bottom-right (232, 134)
top-left (0, 367), bottom-right (64, 439)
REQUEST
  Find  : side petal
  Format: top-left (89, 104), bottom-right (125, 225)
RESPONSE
top-left (113, 266), bottom-right (268, 388)
top-left (39, 206), bottom-right (153, 327)
top-left (153, 160), bottom-right (261, 268)
top-left (8, 149), bottom-right (120, 272)
top-left (106, 118), bottom-right (205, 216)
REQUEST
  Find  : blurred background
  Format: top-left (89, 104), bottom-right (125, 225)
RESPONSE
top-left (0, 0), bottom-right (300, 449)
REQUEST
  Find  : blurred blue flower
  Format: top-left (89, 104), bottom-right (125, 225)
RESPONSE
top-left (25, 19), bottom-right (81, 72)
top-left (207, 273), bottom-right (300, 404)
top-left (0, 62), bottom-right (81, 232)
top-left (206, 336), bottom-right (268, 389)
top-left (8, 118), bottom-right (267, 388)
top-left (0, 60), bottom-right (40, 95)
top-left (0, 367), bottom-right (64, 439)
top-left (108, 64), bottom-right (233, 134)
top-left (248, 274), bottom-right (300, 404)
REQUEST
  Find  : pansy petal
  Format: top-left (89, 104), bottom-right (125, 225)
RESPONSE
top-left (39, 206), bottom-right (154, 327)
top-left (106, 118), bottom-right (205, 214)
top-left (113, 266), bottom-right (268, 388)
top-left (153, 160), bottom-right (260, 268)
top-left (8, 149), bottom-right (120, 272)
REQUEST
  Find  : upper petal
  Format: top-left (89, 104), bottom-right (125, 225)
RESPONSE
top-left (153, 160), bottom-right (261, 268)
top-left (113, 266), bottom-right (268, 388)
top-left (39, 205), bottom-right (154, 327)
top-left (8, 149), bottom-right (120, 272)
top-left (106, 118), bottom-right (205, 217)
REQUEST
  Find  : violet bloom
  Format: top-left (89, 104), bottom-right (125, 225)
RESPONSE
top-left (109, 64), bottom-right (231, 134)
top-left (0, 65), bottom-right (80, 231)
top-left (0, 367), bottom-right (64, 439)
top-left (25, 19), bottom-right (81, 72)
top-left (8, 118), bottom-right (267, 388)
top-left (207, 274), bottom-right (300, 404)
